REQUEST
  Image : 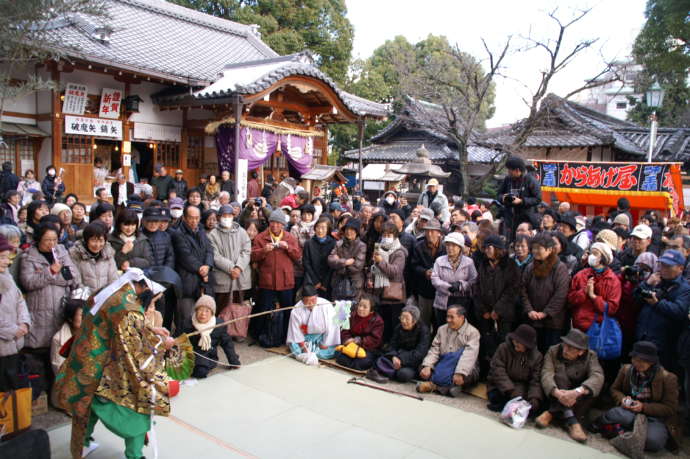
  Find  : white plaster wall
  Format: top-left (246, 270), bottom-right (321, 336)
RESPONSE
top-left (37, 120), bottom-right (52, 176)
top-left (128, 81), bottom-right (182, 126)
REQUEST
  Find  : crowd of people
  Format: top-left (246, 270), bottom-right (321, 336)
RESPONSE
top-left (1, 155), bottom-right (690, 456)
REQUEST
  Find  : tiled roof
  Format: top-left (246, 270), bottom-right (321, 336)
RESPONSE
top-left (343, 140), bottom-right (502, 164)
top-left (42, 0), bottom-right (278, 84)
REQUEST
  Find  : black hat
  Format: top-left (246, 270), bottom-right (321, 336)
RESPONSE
top-left (558, 213), bottom-right (578, 231)
top-left (142, 207), bottom-right (164, 222)
top-left (388, 208), bottom-right (405, 221)
top-left (301, 204), bottom-right (316, 215)
top-left (508, 324), bottom-right (537, 350)
top-left (302, 284), bottom-right (318, 298)
top-left (629, 341), bottom-right (659, 363)
top-left (483, 234), bottom-right (506, 250)
top-left (343, 218), bottom-right (361, 232)
top-left (505, 156), bottom-right (526, 171)
top-left (561, 328), bottom-right (589, 350)
top-left (159, 207), bottom-right (172, 221)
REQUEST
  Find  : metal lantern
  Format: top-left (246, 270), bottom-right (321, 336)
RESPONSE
top-left (124, 95), bottom-right (144, 112)
top-left (645, 81), bottom-right (665, 108)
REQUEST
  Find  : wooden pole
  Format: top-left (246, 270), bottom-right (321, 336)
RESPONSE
top-left (233, 96), bottom-right (242, 198)
top-left (357, 118), bottom-right (365, 193)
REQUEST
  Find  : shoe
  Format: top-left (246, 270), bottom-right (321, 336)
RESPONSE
top-left (487, 402), bottom-right (503, 412)
top-left (416, 381), bottom-right (437, 393)
top-left (82, 440), bottom-right (100, 457)
top-left (535, 411), bottom-right (553, 428)
top-left (365, 368), bottom-right (389, 384)
top-left (449, 386), bottom-right (464, 398)
top-left (568, 423), bottom-right (588, 443)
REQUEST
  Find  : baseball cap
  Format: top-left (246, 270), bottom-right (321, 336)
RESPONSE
top-left (426, 178), bottom-right (439, 187)
top-left (630, 224), bottom-right (652, 240)
top-left (658, 249), bottom-right (685, 266)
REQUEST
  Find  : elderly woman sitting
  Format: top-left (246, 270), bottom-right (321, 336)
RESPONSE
top-left (487, 324), bottom-right (544, 415)
top-left (335, 295), bottom-right (384, 371)
top-left (537, 329), bottom-right (605, 443)
top-left (287, 284), bottom-right (341, 364)
top-left (597, 341), bottom-right (680, 455)
top-left (367, 305), bottom-right (431, 383)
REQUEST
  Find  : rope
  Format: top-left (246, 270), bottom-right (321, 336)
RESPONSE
top-left (191, 347), bottom-right (298, 370)
top-left (182, 306), bottom-right (298, 339)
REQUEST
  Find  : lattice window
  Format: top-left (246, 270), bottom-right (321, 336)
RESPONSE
top-left (156, 142), bottom-right (180, 169)
top-left (0, 138), bottom-right (15, 168)
top-left (187, 135), bottom-right (203, 169)
top-left (61, 135), bottom-right (92, 164)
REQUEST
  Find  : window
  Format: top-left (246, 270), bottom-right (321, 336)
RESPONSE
top-left (187, 135), bottom-right (203, 169)
top-left (616, 101), bottom-right (627, 110)
top-left (61, 135), bottom-right (92, 164)
top-left (0, 137), bottom-right (37, 175)
top-left (156, 142), bottom-right (180, 169)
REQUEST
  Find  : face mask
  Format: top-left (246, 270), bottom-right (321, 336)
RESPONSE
top-left (587, 254), bottom-right (600, 268)
top-left (171, 209), bottom-right (183, 219)
top-left (48, 169), bottom-right (56, 177)
top-left (313, 205), bottom-right (322, 213)
top-left (220, 217), bottom-right (233, 228)
top-left (385, 196), bottom-right (395, 205)
top-left (381, 237), bottom-right (394, 246)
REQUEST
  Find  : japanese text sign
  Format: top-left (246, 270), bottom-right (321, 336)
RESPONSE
top-left (98, 88), bottom-right (122, 119)
top-left (65, 115), bottom-right (122, 140)
top-left (62, 83), bottom-right (88, 115)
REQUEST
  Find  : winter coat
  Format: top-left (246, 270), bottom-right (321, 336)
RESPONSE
top-left (422, 321), bottom-right (480, 377)
top-left (108, 233), bottom-right (153, 270)
top-left (142, 228), bottom-right (175, 268)
top-left (184, 321), bottom-right (240, 374)
top-left (151, 175), bottom-right (174, 200)
top-left (0, 170), bottom-right (19, 197)
top-left (476, 255), bottom-right (521, 323)
top-left (173, 178), bottom-right (188, 199)
top-left (172, 221), bottom-right (215, 298)
top-left (417, 190), bottom-right (450, 222)
top-left (251, 229), bottom-right (301, 291)
top-left (431, 255), bottom-right (477, 311)
top-left (20, 245), bottom-right (80, 348)
top-left (290, 221), bottom-right (313, 277)
top-left (208, 222), bottom-right (252, 293)
top-left (521, 253), bottom-right (570, 330)
top-left (0, 272), bottom-right (31, 357)
top-left (610, 364), bottom-right (680, 450)
top-left (541, 343), bottom-right (604, 397)
top-left (385, 322), bottom-right (431, 369)
top-left (487, 338), bottom-right (544, 401)
top-left (327, 238), bottom-right (366, 297)
top-left (567, 267), bottom-right (621, 332)
top-left (69, 240), bottom-right (118, 292)
top-left (497, 173), bottom-right (542, 229)
top-left (303, 236), bottom-right (336, 289)
top-left (635, 275), bottom-right (690, 367)
top-left (341, 312), bottom-right (384, 351)
top-left (410, 238), bottom-right (446, 299)
top-left (41, 175), bottom-right (64, 204)
top-left (368, 245), bottom-right (407, 305)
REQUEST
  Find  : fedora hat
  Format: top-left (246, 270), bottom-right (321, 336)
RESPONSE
top-left (508, 324), bottom-right (537, 350)
top-left (561, 328), bottom-right (589, 350)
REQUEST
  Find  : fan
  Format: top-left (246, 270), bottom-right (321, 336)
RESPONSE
top-left (165, 335), bottom-right (195, 381)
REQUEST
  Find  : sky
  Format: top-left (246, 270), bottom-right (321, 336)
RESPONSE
top-left (345, 0), bottom-right (648, 127)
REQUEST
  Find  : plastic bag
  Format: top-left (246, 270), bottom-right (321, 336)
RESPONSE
top-left (499, 396), bottom-right (531, 429)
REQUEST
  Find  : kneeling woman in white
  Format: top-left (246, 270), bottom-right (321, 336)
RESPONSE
top-left (287, 284), bottom-right (341, 364)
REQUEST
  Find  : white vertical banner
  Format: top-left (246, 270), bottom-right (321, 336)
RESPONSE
top-left (62, 83), bottom-right (88, 115)
top-left (236, 158), bottom-right (248, 203)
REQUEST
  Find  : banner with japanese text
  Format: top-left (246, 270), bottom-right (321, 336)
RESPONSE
top-left (65, 115), bottom-right (123, 140)
top-left (62, 83), bottom-right (87, 115)
top-left (98, 88), bottom-right (122, 119)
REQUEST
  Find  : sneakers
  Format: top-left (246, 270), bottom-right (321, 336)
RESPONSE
top-left (82, 440), bottom-right (100, 457)
top-left (568, 422), bottom-right (588, 443)
top-left (416, 381), bottom-right (437, 393)
top-left (535, 411), bottom-right (553, 428)
top-left (365, 368), bottom-right (389, 384)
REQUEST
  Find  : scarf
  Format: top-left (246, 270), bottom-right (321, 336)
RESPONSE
top-left (371, 238), bottom-right (401, 289)
top-left (515, 254), bottom-right (532, 268)
top-left (630, 364), bottom-right (657, 401)
top-left (192, 315), bottom-right (216, 351)
top-left (120, 234), bottom-right (136, 244)
top-left (448, 254), bottom-right (461, 271)
top-left (270, 230), bottom-right (284, 244)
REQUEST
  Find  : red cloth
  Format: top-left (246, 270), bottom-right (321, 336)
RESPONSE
top-left (567, 267), bottom-right (622, 332)
top-left (615, 273), bottom-right (642, 340)
top-left (251, 229), bottom-right (302, 290)
top-left (280, 194), bottom-right (299, 209)
top-left (340, 312), bottom-right (384, 351)
top-left (247, 178), bottom-right (260, 198)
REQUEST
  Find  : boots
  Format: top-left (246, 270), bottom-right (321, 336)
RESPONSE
top-left (535, 411), bottom-right (553, 428)
top-left (568, 422), bottom-right (588, 443)
top-left (416, 381), bottom-right (437, 393)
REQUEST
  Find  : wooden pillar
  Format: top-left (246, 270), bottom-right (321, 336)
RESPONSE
top-left (357, 118), bottom-right (365, 192)
top-left (50, 63), bottom-right (62, 168)
top-left (122, 82), bottom-right (130, 180)
top-left (180, 108), bottom-right (188, 175)
top-left (233, 96), bottom-right (242, 198)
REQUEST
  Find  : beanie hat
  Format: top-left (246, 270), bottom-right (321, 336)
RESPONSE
top-left (613, 213), bottom-right (630, 227)
top-left (590, 242), bottom-right (613, 266)
top-left (595, 229), bottom-right (618, 252)
top-left (218, 204), bottom-right (234, 216)
top-left (194, 294), bottom-right (216, 315)
top-left (50, 203), bottom-right (71, 217)
top-left (401, 304), bottom-right (420, 323)
top-left (269, 208), bottom-right (287, 225)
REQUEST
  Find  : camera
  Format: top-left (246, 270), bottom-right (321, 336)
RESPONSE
top-left (640, 288), bottom-right (656, 299)
top-left (254, 197), bottom-right (262, 206)
top-left (502, 194), bottom-right (517, 206)
top-left (272, 242), bottom-right (280, 248)
top-left (623, 265), bottom-right (649, 283)
top-left (623, 398), bottom-right (634, 407)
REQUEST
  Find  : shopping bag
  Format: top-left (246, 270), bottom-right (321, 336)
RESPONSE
top-left (499, 396), bottom-right (532, 429)
top-left (0, 388), bottom-right (32, 439)
top-left (587, 302), bottom-right (622, 360)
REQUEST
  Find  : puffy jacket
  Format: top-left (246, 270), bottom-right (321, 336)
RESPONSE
top-left (20, 245), bottom-right (81, 348)
top-left (487, 338), bottom-right (544, 401)
top-left (476, 255), bottom-right (521, 323)
top-left (0, 272), bottom-right (31, 357)
top-left (208, 222), bottom-right (252, 293)
top-left (541, 344), bottom-right (604, 397)
top-left (341, 312), bottom-right (384, 351)
top-left (142, 228), bottom-right (175, 268)
top-left (417, 190), bottom-right (450, 223)
top-left (0, 170), bottom-right (19, 197)
top-left (41, 175), bottom-right (64, 204)
top-left (69, 240), bottom-right (118, 292)
top-left (327, 237), bottom-right (366, 299)
top-left (386, 322), bottom-right (431, 369)
top-left (184, 321), bottom-right (240, 374)
top-left (173, 178), bottom-right (188, 198)
top-left (172, 221), bottom-right (215, 297)
top-left (431, 255), bottom-right (477, 311)
top-left (521, 253), bottom-right (570, 330)
top-left (303, 236), bottom-right (336, 289)
top-left (251, 229), bottom-right (301, 291)
top-left (567, 267), bottom-right (622, 332)
top-left (108, 233), bottom-right (153, 270)
top-left (410, 238), bottom-right (445, 299)
top-left (368, 245), bottom-right (408, 305)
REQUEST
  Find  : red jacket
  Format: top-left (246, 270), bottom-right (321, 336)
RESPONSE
top-left (567, 267), bottom-right (622, 332)
top-left (251, 229), bottom-right (301, 291)
top-left (340, 312), bottom-right (384, 351)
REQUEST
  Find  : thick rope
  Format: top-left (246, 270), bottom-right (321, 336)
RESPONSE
top-left (181, 306), bottom-right (298, 339)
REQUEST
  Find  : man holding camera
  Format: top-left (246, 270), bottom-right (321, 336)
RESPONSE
top-left (635, 249), bottom-right (690, 373)
top-left (497, 156), bottom-right (541, 240)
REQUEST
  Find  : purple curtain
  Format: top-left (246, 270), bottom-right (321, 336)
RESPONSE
top-left (216, 124), bottom-right (314, 177)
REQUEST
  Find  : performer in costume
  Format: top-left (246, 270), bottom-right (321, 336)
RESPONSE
top-left (54, 268), bottom-right (173, 459)
top-left (287, 284), bottom-right (341, 364)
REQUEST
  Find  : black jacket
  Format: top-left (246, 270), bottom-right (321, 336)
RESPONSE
top-left (497, 173), bottom-right (541, 229)
top-left (142, 228), bottom-right (175, 268)
top-left (385, 323), bottom-right (431, 369)
top-left (172, 221), bottom-right (215, 297)
top-left (221, 180), bottom-right (235, 199)
top-left (41, 175), bottom-right (64, 204)
top-left (410, 238), bottom-right (446, 299)
top-left (184, 321), bottom-right (240, 373)
top-left (0, 170), bottom-right (19, 196)
top-left (173, 179), bottom-right (188, 198)
top-left (303, 235), bottom-right (337, 288)
top-left (110, 181), bottom-right (134, 206)
top-left (476, 255), bottom-right (521, 322)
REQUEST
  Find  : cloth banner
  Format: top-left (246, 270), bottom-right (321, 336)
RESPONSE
top-left (216, 124), bottom-right (314, 177)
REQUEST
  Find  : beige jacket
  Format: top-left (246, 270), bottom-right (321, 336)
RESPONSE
top-left (422, 321), bottom-right (480, 377)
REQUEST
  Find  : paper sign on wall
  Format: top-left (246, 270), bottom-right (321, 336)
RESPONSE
top-left (62, 83), bottom-right (88, 115)
top-left (236, 158), bottom-right (248, 203)
top-left (122, 154), bottom-right (131, 167)
top-left (99, 88), bottom-right (122, 119)
top-left (65, 115), bottom-right (122, 139)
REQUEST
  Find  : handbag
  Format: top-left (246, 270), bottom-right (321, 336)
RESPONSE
top-left (332, 277), bottom-right (355, 300)
top-left (586, 302), bottom-right (622, 360)
top-left (382, 281), bottom-right (405, 302)
top-left (0, 388), bottom-right (32, 439)
top-left (218, 285), bottom-right (252, 338)
top-left (258, 308), bottom-right (289, 348)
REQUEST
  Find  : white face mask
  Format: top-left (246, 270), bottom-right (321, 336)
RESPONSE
top-left (380, 237), bottom-right (394, 246)
top-left (587, 254), bottom-right (601, 268)
top-left (313, 205), bottom-right (322, 213)
top-left (385, 196), bottom-right (395, 205)
top-left (220, 217), bottom-right (233, 228)
top-left (171, 209), bottom-right (183, 219)
top-left (48, 169), bottom-right (56, 177)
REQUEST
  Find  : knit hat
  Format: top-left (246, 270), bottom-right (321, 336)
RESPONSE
top-left (302, 283), bottom-right (318, 297)
top-left (269, 208), bottom-right (287, 225)
top-left (343, 218), bottom-right (361, 232)
top-left (590, 242), bottom-right (613, 265)
top-left (218, 204), bottom-right (234, 216)
top-left (558, 213), bottom-right (577, 231)
top-left (508, 324), bottom-right (537, 350)
top-left (401, 304), bottom-right (420, 323)
top-left (0, 235), bottom-right (13, 252)
top-left (483, 234), bottom-right (506, 250)
top-left (595, 229), bottom-right (618, 252)
top-left (169, 197), bottom-right (184, 210)
top-left (561, 328), bottom-right (589, 350)
top-left (613, 213), bottom-right (631, 227)
top-left (50, 203), bottom-right (71, 217)
top-left (194, 294), bottom-right (216, 315)
top-left (634, 252), bottom-right (658, 270)
top-left (443, 232), bottom-right (465, 248)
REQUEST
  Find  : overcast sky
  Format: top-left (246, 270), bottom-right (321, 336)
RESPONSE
top-left (345, 0), bottom-right (648, 127)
